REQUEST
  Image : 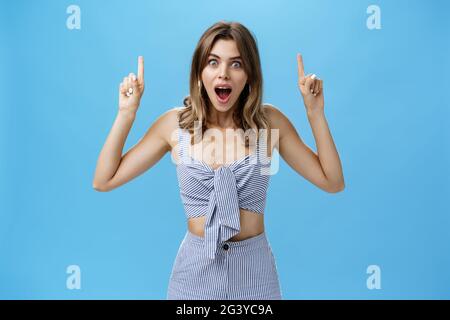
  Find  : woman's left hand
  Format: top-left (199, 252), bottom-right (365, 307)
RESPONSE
top-left (297, 53), bottom-right (324, 115)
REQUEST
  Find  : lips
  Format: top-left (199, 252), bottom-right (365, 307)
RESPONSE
top-left (214, 84), bottom-right (232, 104)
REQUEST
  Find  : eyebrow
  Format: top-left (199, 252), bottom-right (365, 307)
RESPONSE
top-left (209, 53), bottom-right (242, 60)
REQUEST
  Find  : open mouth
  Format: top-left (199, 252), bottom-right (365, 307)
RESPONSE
top-left (214, 87), bottom-right (232, 104)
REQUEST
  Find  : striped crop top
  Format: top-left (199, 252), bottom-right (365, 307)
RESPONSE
top-left (176, 127), bottom-right (272, 259)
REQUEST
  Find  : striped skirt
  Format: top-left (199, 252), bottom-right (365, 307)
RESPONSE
top-left (167, 230), bottom-right (282, 300)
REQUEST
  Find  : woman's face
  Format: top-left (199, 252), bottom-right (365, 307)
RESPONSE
top-left (201, 39), bottom-right (248, 114)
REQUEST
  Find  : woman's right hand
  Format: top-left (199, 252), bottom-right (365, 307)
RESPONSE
top-left (118, 56), bottom-right (145, 114)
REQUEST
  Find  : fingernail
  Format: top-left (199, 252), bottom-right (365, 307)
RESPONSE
top-left (132, 75), bottom-right (136, 81)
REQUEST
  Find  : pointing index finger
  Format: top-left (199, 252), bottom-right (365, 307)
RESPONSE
top-left (297, 53), bottom-right (305, 78)
top-left (138, 56), bottom-right (144, 83)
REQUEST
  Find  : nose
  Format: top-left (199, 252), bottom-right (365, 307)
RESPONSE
top-left (218, 64), bottom-right (229, 80)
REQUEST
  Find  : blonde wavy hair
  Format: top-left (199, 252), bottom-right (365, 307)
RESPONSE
top-left (178, 21), bottom-right (270, 146)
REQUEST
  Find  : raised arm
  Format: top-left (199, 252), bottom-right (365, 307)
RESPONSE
top-left (264, 53), bottom-right (345, 193)
top-left (92, 56), bottom-right (174, 192)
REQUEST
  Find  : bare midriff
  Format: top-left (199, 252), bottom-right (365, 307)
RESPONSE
top-left (187, 209), bottom-right (265, 241)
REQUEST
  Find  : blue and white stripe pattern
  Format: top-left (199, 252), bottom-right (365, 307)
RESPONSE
top-left (167, 230), bottom-right (282, 300)
top-left (176, 127), bottom-right (272, 260)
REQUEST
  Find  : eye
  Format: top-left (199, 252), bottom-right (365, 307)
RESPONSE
top-left (208, 59), bottom-right (218, 66)
top-left (231, 61), bottom-right (242, 68)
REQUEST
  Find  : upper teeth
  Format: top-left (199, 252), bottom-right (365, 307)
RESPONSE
top-left (217, 87), bottom-right (229, 89)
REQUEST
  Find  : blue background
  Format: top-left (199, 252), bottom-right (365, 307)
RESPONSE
top-left (1, 0), bottom-right (449, 299)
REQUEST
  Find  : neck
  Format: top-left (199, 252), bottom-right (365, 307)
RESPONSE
top-left (206, 103), bottom-right (238, 129)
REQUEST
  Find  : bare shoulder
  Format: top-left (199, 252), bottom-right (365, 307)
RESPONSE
top-left (262, 103), bottom-right (290, 130)
top-left (262, 102), bottom-right (301, 151)
top-left (154, 106), bottom-right (183, 151)
top-left (157, 106), bottom-right (182, 127)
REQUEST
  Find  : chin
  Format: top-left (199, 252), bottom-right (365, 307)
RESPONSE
top-left (212, 103), bottom-right (233, 112)
top-left (209, 96), bottom-right (239, 112)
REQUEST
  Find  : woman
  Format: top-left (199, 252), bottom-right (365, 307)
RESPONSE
top-left (93, 21), bottom-right (345, 300)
